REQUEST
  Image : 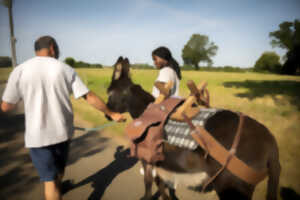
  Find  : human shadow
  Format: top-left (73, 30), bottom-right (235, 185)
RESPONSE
top-left (0, 113), bottom-right (26, 168)
top-left (67, 130), bottom-right (109, 166)
top-left (223, 80), bottom-right (300, 110)
top-left (63, 145), bottom-right (138, 200)
top-left (0, 113), bottom-right (25, 133)
top-left (0, 114), bottom-right (110, 199)
top-left (280, 187), bottom-right (300, 200)
top-left (0, 113), bottom-right (40, 199)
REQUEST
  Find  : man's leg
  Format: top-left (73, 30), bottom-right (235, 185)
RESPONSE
top-left (44, 181), bottom-right (62, 200)
top-left (55, 172), bottom-right (65, 192)
top-left (54, 140), bottom-right (71, 194)
top-left (29, 141), bottom-right (69, 200)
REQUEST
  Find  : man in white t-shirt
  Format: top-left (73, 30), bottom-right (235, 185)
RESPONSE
top-left (1, 36), bottom-right (125, 200)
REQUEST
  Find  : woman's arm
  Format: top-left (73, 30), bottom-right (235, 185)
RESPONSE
top-left (154, 81), bottom-right (169, 96)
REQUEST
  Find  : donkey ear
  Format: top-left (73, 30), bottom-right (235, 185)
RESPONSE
top-left (123, 57), bottom-right (130, 74)
top-left (124, 57), bottom-right (130, 66)
top-left (113, 63), bottom-right (123, 80)
top-left (113, 56), bottom-right (124, 80)
top-left (116, 56), bottom-right (123, 64)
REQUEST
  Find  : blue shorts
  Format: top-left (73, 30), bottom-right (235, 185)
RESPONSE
top-left (29, 140), bottom-right (70, 182)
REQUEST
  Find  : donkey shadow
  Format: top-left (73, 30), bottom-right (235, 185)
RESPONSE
top-left (63, 145), bottom-right (138, 200)
top-left (280, 187), bottom-right (300, 200)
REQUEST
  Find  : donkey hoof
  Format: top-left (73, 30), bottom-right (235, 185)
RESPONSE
top-left (140, 196), bottom-right (157, 200)
top-left (140, 196), bottom-right (151, 200)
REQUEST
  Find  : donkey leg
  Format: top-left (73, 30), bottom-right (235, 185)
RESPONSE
top-left (169, 188), bottom-right (180, 200)
top-left (154, 176), bottom-right (171, 200)
top-left (141, 161), bottom-right (154, 200)
top-left (266, 152), bottom-right (281, 200)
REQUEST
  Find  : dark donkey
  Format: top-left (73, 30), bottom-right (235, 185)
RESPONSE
top-left (106, 57), bottom-right (281, 200)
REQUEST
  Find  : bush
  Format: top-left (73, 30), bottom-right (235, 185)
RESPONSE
top-left (64, 57), bottom-right (102, 68)
top-left (0, 56), bottom-right (12, 68)
top-left (74, 61), bottom-right (90, 68)
top-left (131, 63), bottom-right (154, 69)
top-left (254, 51), bottom-right (282, 73)
top-left (89, 64), bottom-right (103, 68)
top-left (181, 65), bottom-right (249, 73)
top-left (64, 57), bottom-right (75, 67)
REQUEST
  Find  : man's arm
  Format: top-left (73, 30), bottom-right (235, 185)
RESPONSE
top-left (0, 101), bottom-right (16, 113)
top-left (82, 91), bottom-right (125, 122)
top-left (1, 69), bottom-right (21, 113)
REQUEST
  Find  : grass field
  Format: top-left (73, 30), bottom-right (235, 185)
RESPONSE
top-left (1, 67), bottom-right (300, 198)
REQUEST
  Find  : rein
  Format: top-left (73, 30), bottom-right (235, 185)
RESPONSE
top-left (74, 121), bottom-right (116, 132)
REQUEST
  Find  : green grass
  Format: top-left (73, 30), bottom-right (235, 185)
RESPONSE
top-left (1, 67), bottom-right (300, 198)
top-left (0, 68), bottom-right (12, 83)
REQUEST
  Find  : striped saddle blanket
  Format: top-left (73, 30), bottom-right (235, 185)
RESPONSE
top-left (164, 108), bottom-right (221, 150)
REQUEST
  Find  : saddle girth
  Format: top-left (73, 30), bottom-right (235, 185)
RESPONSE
top-left (183, 113), bottom-right (267, 188)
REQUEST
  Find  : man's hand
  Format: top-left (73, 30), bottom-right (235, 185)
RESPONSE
top-left (1, 101), bottom-right (16, 113)
top-left (83, 91), bottom-right (126, 122)
top-left (109, 112), bottom-right (126, 122)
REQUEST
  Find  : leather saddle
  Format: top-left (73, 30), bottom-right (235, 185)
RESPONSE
top-left (125, 97), bottom-right (184, 164)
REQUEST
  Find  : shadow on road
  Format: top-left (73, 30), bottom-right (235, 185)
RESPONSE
top-left (0, 114), bottom-right (112, 200)
top-left (280, 187), bottom-right (300, 200)
top-left (0, 113), bottom-right (38, 200)
top-left (63, 145), bottom-right (138, 200)
top-left (68, 130), bottom-right (109, 166)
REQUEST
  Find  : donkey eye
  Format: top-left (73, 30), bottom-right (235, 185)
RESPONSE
top-left (108, 91), bottom-right (114, 96)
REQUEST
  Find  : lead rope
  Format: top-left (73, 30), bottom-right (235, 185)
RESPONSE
top-left (74, 121), bottom-right (116, 132)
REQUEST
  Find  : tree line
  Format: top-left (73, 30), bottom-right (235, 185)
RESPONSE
top-left (181, 19), bottom-right (299, 75)
top-left (64, 57), bottom-right (102, 68)
top-left (60, 20), bottom-right (300, 75)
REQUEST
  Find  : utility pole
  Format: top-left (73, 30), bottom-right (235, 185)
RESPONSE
top-left (8, 0), bottom-right (17, 68)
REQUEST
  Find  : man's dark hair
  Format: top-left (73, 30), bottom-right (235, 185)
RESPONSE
top-left (34, 36), bottom-right (60, 59)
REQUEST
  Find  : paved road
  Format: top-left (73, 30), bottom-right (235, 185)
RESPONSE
top-left (0, 115), bottom-right (217, 200)
top-left (0, 82), bottom-right (249, 200)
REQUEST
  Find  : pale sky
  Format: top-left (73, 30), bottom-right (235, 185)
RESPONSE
top-left (0, 0), bottom-right (300, 67)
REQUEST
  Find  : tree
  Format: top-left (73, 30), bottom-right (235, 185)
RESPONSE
top-left (254, 51), bottom-right (281, 73)
top-left (182, 34), bottom-right (218, 70)
top-left (269, 19), bottom-right (300, 75)
top-left (64, 57), bottom-right (76, 67)
top-left (0, 56), bottom-right (12, 67)
top-left (1, 0), bottom-right (17, 68)
top-left (64, 57), bottom-right (102, 68)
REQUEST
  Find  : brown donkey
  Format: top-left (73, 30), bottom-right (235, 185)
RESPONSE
top-left (106, 57), bottom-right (281, 200)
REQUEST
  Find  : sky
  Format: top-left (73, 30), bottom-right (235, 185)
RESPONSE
top-left (0, 0), bottom-right (300, 68)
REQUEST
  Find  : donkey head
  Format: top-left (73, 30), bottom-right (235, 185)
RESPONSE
top-left (106, 57), bottom-right (154, 119)
top-left (107, 56), bottom-right (132, 114)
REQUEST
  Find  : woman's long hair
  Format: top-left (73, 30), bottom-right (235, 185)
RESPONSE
top-left (152, 46), bottom-right (182, 80)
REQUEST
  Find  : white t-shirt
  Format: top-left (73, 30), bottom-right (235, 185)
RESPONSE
top-left (152, 67), bottom-right (180, 98)
top-left (2, 56), bottom-right (89, 148)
